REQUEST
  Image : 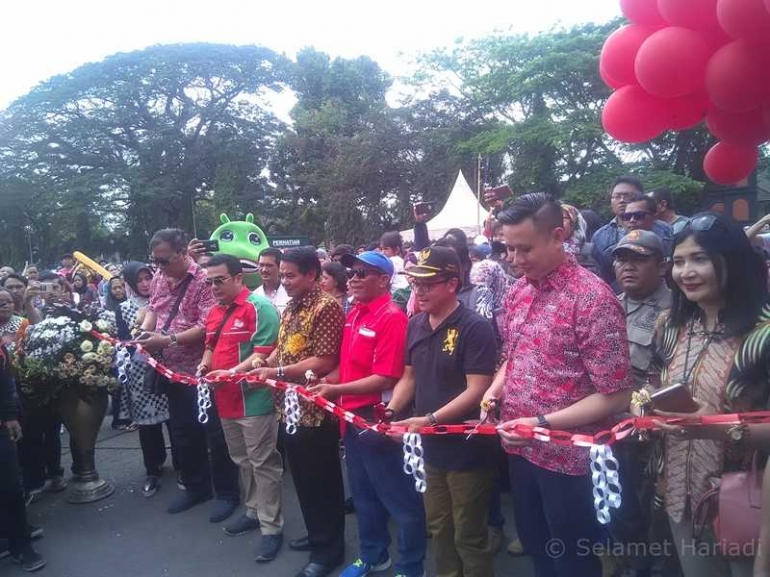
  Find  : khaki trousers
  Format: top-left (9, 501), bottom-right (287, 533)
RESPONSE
top-left (221, 414), bottom-right (284, 535)
top-left (423, 464), bottom-right (495, 577)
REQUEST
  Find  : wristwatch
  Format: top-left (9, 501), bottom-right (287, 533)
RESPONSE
top-left (727, 424), bottom-right (749, 443)
top-left (536, 414), bottom-right (551, 429)
top-left (168, 333), bottom-right (178, 347)
top-left (276, 365), bottom-right (285, 379)
top-left (426, 412), bottom-right (438, 427)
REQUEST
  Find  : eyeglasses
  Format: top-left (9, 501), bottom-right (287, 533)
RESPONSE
top-left (346, 268), bottom-right (380, 279)
top-left (621, 211), bottom-right (651, 221)
top-left (149, 255), bottom-right (174, 266)
top-left (411, 280), bottom-right (449, 293)
top-left (204, 276), bottom-right (233, 287)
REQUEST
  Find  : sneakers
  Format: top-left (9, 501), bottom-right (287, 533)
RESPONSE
top-left (209, 499), bottom-right (238, 523)
top-left (176, 474), bottom-right (186, 491)
top-left (167, 492), bottom-right (211, 514)
top-left (142, 475), bottom-right (160, 498)
top-left (11, 544), bottom-right (46, 572)
top-left (223, 514), bottom-right (260, 536)
top-left (43, 476), bottom-right (67, 493)
top-left (340, 557), bottom-right (392, 577)
top-left (28, 525), bottom-right (44, 540)
top-left (507, 537), bottom-right (526, 557)
top-left (254, 533), bottom-right (283, 562)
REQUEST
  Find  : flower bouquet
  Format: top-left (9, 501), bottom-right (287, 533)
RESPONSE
top-left (15, 305), bottom-right (120, 405)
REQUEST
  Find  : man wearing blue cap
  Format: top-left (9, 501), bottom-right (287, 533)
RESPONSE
top-left (308, 251), bottom-right (426, 577)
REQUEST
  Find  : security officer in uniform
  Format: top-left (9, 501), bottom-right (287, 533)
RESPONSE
top-left (609, 229), bottom-right (672, 577)
top-left (613, 230), bottom-right (671, 388)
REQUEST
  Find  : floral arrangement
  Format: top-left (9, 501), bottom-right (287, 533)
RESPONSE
top-left (15, 306), bottom-right (120, 405)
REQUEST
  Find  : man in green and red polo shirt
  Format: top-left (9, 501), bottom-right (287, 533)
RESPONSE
top-left (307, 251), bottom-right (426, 577)
top-left (200, 254), bottom-right (283, 564)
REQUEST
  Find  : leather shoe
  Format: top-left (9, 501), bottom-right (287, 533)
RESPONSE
top-left (288, 535), bottom-right (311, 551)
top-left (167, 492), bottom-right (211, 514)
top-left (294, 561), bottom-right (338, 577)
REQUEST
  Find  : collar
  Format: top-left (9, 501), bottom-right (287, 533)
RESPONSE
top-left (417, 301), bottom-right (465, 335)
top-left (623, 282), bottom-right (670, 306)
top-left (524, 253), bottom-right (577, 291)
top-left (355, 292), bottom-right (392, 314)
top-left (231, 287), bottom-right (250, 307)
top-left (290, 284), bottom-right (322, 310)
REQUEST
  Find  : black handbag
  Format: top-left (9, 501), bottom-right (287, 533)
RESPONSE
top-left (143, 274), bottom-right (194, 395)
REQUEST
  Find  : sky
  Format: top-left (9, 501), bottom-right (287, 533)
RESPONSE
top-left (0, 0), bottom-right (620, 113)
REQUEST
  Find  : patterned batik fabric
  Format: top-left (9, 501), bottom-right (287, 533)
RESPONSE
top-left (274, 285), bottom-right (344, 427)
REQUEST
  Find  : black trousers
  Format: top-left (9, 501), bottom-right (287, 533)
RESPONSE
top-left (138, 421), bottom-right (179, 478)
top-left (284, 417), bottom-right (345, 565)
top-left (166, 381), bottom-right (239, 501)
top-left (17, 407), bottom-right (63, 491)
top-left (0, 429), bottom-right (31, 552)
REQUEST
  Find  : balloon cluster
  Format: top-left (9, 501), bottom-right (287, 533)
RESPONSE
top-left (600, 0), bottom-right (770, 185)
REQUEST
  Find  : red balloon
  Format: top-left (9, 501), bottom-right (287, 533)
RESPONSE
top-left (705, 40), bottom-right (768, 112)
top-left (703, 141), bottom-right (759, 184)
top-left (621, 0), bottom-right (667, 26)
top-left (667, 93), bottom-right (710, 130)
top-left (600, 63), bottom-right (625, 89)
top-left (635, 27), bottom-right (710, 97)
top-left (600, 25), bottom-right (654, 87)
top-left (717, 0), bottom-right (770, 40)
top-left (602, 85), bottom-right (669, 143)
top-left (658, 0), bottom-right (718, 30)
top-left (706, 106), bottom-right (770, 145)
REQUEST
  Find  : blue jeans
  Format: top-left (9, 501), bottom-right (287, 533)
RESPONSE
top-left (509, 455), bottom-right (602, 577)
top-left (344, 425), bottom-right (426, 577)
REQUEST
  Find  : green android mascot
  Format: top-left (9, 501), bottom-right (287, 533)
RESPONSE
top-left (210, 213), bottom-right (270, 289)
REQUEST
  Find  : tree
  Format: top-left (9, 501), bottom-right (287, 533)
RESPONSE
top-left (407, 22), bottom-right (708, 215)
top-left (0, 43), bottom-right (289, 262)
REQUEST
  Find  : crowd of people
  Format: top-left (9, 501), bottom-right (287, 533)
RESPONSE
top-left (1, 175), bottom-right (770, 577)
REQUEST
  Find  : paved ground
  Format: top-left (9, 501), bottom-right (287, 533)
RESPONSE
top-left (10, 423), bottom-right (535, 577)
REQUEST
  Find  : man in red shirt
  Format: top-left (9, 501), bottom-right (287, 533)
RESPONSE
top-left (200, 254), bottom-right (283, 563)
top-left (307, 251), bottom-right (426, 577)
top-left (485, 193), bottom-right (633, 577)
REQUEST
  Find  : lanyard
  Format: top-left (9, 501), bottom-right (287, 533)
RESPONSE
top-left (681, 317), bottom-right (720, 386)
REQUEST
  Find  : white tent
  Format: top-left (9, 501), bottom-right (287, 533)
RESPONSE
top-left (400, 171), bottom-right (489, 243)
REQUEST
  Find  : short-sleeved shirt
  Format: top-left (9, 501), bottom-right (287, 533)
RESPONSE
top-left (206, 288), bottom-right (280, 419)
top-left (274, 285), bottom-right (345, 427)
top-left (407, 303), bottom-right (497, 471)
top-left (148, 260), bottom-right (215, 375)
top-left (502, 254), bottom-right (633, 476)
top-left (619, 283), bottom-right (671, 389)
top-left (253, 284), bottom-right (291, 316)
top-left (339, 293), bottom-right (407, 412)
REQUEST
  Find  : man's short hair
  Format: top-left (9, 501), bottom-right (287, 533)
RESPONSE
top-left (282, 247), bottom-right (322, 280)
top-left (497, 192), bottom-right (563, 232)
top-left (259, 247), bottom-right (282, 265)
top-left (380, 231), bottom-right (403, 253)
top-left (612, 175), bottom-right (644, 194)
top-left (61, 254), bottom-right (74, 260)
top-left (150, 228), bottom-right (188, 252)
top-left (205, 254), bottom-right (243, 276)
top-left (626, 194), bottom-right (657, 215)
top-left (1, 273), bottom-right (28, 287)
top-left (331, 244), bottom-right (356, 259)
top-left (649, 188), bottom-right (674, 210)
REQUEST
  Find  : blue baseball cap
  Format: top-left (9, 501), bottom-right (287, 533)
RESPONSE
top-left (340, 251), bottom-right (394, 276)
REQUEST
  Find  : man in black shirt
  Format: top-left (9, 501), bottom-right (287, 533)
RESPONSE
top-left (0, 344), bottom-right (46, 571)
top-left (388, 246), bottom-right (497, 577)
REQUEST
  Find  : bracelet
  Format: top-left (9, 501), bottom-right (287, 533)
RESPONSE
top-left (168, 334), bottom-right (178, 347)
top-left (481, 397), bottom-right (498, 413)
top-left (276, 365), bottom-right (285, 379)
top-left (251, 357), bottom-right (266, 370)
top-left (426, 412), bottom-right (438, 427)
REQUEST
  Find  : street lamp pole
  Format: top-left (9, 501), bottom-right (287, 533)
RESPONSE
top-left (24, 225), bottom-right (33, 264)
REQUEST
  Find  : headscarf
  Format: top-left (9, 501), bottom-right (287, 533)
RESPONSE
top-left (562, 203), bottom-right (588, 255)
top-left (121, 261), bottom-right (152, 307)
top-left (469, 259), bottom-right (510, 319)
top-left (105, 277), bottom-right (130, 340)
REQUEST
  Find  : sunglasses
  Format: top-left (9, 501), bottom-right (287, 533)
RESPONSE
top-left (346, 268), bottom-right (382, 279)
top-left (621, 211), bottom-right (651, 221)
top-left (204, 276), bottom-right (232, 287)
top-left (686, 214), bottom-right (716, 231)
